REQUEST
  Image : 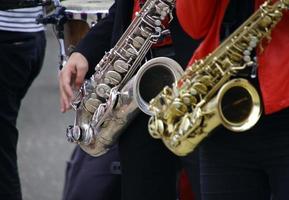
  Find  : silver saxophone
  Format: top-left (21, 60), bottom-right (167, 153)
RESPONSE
top-left (66, 0), bottom-right (184, 156)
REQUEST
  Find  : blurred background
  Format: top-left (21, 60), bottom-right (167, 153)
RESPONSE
top-left (17, 26), bottom-right (75, 200)
top-left (16, 0), bottom-right (113, 199)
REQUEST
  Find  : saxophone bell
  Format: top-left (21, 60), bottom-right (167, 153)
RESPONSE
top-left (216, 78), bottom-right (262, 132)
top-left (65, 0), bottom-right (177, 156)
top-left (148, 0), bottom-right (288, 157)
top-left (164, 78), bottom-right (262, 157)
top-left (68, 57), bottom-right (183, 157)
top-left (134, 57), bottom-right (184, 115)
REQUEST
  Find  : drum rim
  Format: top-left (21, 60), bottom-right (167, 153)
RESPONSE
top-left (65, 9), bottom-right (109, 14)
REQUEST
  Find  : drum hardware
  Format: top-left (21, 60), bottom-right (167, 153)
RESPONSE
top-left (36, 3), bottom-right (68, 70)
top-left (37, 0), bottom-right (110, 71)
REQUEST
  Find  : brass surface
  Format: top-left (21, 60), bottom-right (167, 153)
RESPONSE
top-left (148, 0), bottom-right (289, 156)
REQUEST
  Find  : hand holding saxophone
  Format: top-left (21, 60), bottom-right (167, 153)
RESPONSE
top-left (64, 0), bottom-right (178, 156)
top-left (59, 52), bottom-right (89, 113)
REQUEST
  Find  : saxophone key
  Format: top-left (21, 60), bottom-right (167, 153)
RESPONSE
top-left (104, 70), bottom-right (122, 85)
top-left (139, 25), bottom-right (151, 38)
top-left (113, 60), bottom-right (129, 73)
top-left (259, 15), bottom-right (273, 28)
top-left (192, 82), bottom-right (208, 95)
top-left (72, 126), bottom-right (82, 141)
top-left (84, 97), bottom-right (102, 114)
top-left (124, 47), bottom-right (137, 57)
top-left (148, 117), bottom-right (164, 138)
top-left (154, 13), bottom-right (162, 22)
top-left (155, 2), bottom-right (169, 18)
top-left (200, 75), bottom-right (213, 86)
top-left (154, 26), bottom-right (162, 34)
top-left (249, 40), bottom-right (257, 48)
top-left (170, 134), bottom-right (181, 148)
top-left (179, 115), bottom-right (195, 134)
top-left (181, 93), bottom-right (197, 106)
top-left (243, 55), bottom-right (251, 63)
top-left (171, 99), bottom-right (188, 116)
top-left (189, 88), bottom-right (198, 96)
top-left (132, 36), bottom-right (145, 49)
top-left (96, 83), bottom-right (111, 98)
top-left (243, 49), bottom-right (251, 56)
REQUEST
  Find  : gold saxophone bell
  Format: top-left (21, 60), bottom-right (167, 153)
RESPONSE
top-left (148, 0), bottom-right (289, 156)
top-left (214, 78), bottom-right (262, 132)
top-left (160, 78), bottom-right (262, 156)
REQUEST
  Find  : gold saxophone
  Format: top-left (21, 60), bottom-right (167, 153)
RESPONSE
top-left (148, 0), bottom-right (289, 156)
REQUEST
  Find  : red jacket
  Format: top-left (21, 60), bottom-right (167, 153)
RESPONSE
top-left (176, 0), bottom-right (289, 114)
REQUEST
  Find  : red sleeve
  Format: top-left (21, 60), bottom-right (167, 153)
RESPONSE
top-left (176, 0), bottom-right (218, 39)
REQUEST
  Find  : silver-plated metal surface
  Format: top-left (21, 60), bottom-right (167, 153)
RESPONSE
top-left (67, 0), bottom-right (177, 156)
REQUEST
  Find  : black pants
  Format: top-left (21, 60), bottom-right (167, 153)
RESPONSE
top-left (0, 30), bottom-right (46, 200)
top-left (118, 46), bottom-right (186, 200)
top-left (200, 109), bottom-right (289, 200)
top-left (62, 146), bottom-right (121, 200)
top-left (181, 149), bottom-right (201, 200)
top-left (119, 113), bottom-right (180, 200)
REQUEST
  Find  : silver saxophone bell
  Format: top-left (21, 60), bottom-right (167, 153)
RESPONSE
top-left (67, 57), bottom-right (183, 156)
top-left (65, 0), bottom-right (177, 156)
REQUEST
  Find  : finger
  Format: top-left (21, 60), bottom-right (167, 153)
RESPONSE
top-left (75, 65), bottom-right (88, 89)
top-left (62, 68), bottom-right (74, 101)
top-left (59, 69), bottom-right (73, 112)
top-left (60, 97), bottom-right (66, 113)
top-left (59, 77), bottom-right (69, 112)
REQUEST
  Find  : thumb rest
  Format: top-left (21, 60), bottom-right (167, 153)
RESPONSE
top-left (148, 0), bottom-right (289, 156)
top-left (66, 0), bottom-right (179, 156)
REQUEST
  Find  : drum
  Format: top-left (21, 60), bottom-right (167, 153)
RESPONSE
top-left (61, 0), bottom-right (113, 55)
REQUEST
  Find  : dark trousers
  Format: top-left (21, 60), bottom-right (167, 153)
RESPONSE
top-left (118, 46), bottom-right (190, 200)
top-left (62, 146), bottom-right (121, 200)
top-left (119, 113), bottom-right (180, 200)
top-left (200, 109), bottom-right (289, 200)
top-left (181, 149), bottom-right (201, 200)
top-left (0, 30), bottom-right (46, 200)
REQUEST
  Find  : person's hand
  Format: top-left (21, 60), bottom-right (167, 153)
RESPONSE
top-left (59, 52), bottom-right (89, 113)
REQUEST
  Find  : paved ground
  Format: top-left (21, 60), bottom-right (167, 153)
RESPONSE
top-left (17, 26), bottom-right (76, 200)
